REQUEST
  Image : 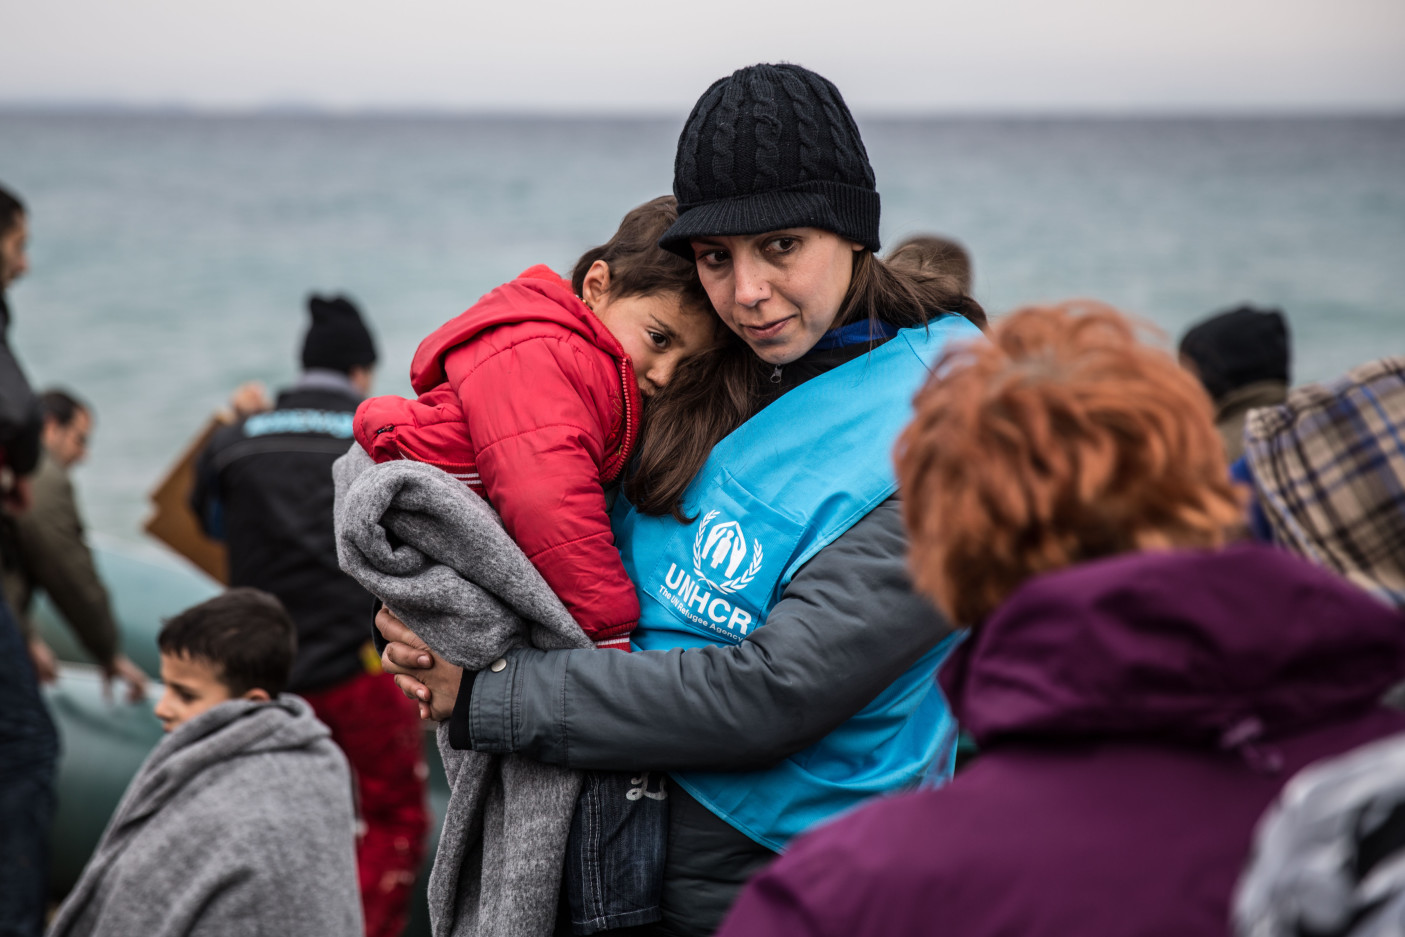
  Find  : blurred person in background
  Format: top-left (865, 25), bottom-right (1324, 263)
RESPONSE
top-left (717, 303), bottom-right (1405, 937)
top-left (0, 181), bottom-right (58, 937)
top-left (191, 295), bottom-right (427, 937)
top-left (885, 234), bottom-right (973, 297)
top-left (1178, 303), bottom-right (1291, 463)
top-left (0, 389), bottom-right (148, 702)
top-left (1238, 355), bottom-right (1405, 609)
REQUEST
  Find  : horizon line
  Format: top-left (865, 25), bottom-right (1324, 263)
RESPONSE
top-left (2, 100), bottom-right (1403, 121)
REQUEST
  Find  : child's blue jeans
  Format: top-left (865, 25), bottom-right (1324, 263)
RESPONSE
top-left (563, 770), bottom-right (668, 935)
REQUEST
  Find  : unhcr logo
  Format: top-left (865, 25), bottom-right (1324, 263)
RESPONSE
top-left (693, 511), bottom-right (763, 594)
top-left (656, 510), bottom-right (764, 638)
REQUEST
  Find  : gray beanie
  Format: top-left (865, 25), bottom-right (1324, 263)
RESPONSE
top-left (659, 63), bottom-right (881, 258)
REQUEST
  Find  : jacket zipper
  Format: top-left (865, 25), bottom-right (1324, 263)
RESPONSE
top-left (605, 357), bottom-right (639, 484)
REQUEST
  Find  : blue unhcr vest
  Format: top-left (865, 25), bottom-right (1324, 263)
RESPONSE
top-left (612, 316), bottom-right (981, 851)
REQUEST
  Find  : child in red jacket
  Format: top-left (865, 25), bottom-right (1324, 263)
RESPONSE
top-left (355, 196), bottom-right (719, 650)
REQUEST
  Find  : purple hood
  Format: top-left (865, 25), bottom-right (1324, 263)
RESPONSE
top-left (942, 542), bottom-right (1405, 751)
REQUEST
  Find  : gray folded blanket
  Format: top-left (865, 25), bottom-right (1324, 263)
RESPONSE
top-left (333, 445), bottom-right (592, 937)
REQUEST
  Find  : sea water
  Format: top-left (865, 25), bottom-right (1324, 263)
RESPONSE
top-left (1, 112), bottom-right (1402, 543)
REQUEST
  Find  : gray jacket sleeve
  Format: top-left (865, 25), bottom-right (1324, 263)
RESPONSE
top-left (457, 497), bottom-right (955, 772)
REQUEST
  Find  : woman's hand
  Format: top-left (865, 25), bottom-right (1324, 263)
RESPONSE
top-left (376, 606), bottom-right (463, 722)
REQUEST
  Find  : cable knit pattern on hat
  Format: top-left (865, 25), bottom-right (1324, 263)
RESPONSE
top-left (751, 73), bottom-right (783, 191)
top-left (778, 68), bottom-right (822, 187)
top-left (675, 78), bottom-right (725, 207)
top-left (819, 86), bottom-right (873, 185)
top-left (710, 76), bottom-right (743, 196)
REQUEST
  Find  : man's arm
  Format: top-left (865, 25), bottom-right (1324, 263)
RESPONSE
top-left (14, 460), bottom-right (120, 667)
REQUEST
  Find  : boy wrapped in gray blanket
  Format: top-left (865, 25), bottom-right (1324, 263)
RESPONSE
top-left (47, 588), bottom-right (361, 937)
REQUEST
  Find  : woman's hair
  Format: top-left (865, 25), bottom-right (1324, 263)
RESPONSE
top-left (895, 302), bottom-right (1243, 625)
top-left (570, 195), bottom-right (711, 313)
top-left (625, 248), bottom-right (986, 520)
top-left (839, 247), bottom-right (986, 334)
top-left (624, 331), bottom-right (753, 520)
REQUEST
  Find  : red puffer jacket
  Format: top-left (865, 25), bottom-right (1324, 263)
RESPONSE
top-left (354, 266), bottom-right (642, 648)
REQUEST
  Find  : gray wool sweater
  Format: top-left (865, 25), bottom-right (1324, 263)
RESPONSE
top-left (46, 695), bottom-right (362, 937)
top-left (333, 445), bottom-right (593, 937)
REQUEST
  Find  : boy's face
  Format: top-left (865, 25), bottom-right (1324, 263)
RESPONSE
top-left (154, 652), bottom-right (236, 733)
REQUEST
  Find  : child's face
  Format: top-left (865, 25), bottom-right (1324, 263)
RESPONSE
top-left (593, 291), bottom-right (718, 398)
top-left (154, 652), bottom-right (236, 733)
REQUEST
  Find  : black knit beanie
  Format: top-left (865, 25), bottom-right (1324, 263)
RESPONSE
top-left (1178, 304), bottom-right (1291, 402)
top-left (658, 63), bottom-right (881, 258)
top-left (301, 294), bottom-right (377, 374)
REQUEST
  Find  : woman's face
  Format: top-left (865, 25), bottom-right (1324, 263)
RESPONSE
top-left (690, 229), bottom-right (862, 365)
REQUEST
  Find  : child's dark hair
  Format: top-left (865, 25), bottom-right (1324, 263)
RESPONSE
top-left (157, 588), bottom-right (297, 697)
top-left (570, 196), bottom-right (712, 314)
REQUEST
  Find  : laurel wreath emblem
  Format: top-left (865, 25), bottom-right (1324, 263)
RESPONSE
top-left (692, 510), bottom-right (764, 595)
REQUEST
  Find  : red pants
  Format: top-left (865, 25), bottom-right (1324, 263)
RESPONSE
top-left (304, 671), bottom-right (430, 937)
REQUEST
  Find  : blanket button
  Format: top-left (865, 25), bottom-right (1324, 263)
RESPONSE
top-left (489, 658), bottom-right (507, 673)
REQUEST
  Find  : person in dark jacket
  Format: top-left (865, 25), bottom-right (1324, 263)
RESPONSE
top-left (191, 295), bottom-right (428, 937)
top-left (0, 182), bottom-right (56, 937)
top-left (1179, 303), bottom-right (1291, 462)
top-left (376, 63), bottom-right (988, 936)
top-left (715, 302), bottom-right (1405, 937)
top-left (0, 389), bottom-right (148, 701)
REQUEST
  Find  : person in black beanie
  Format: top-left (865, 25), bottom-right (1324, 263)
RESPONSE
top-left (303, 294), bottom-right (379, 376)
top-left (192, 293), bottom-right (429, 937)
top-left (377, 63), bottom-right (988, 936)
top-left (1179, 304), bottom-right (1291, 462)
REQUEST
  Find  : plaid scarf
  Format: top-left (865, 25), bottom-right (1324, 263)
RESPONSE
top-left (1244, 356), bottom-right (1405, 608)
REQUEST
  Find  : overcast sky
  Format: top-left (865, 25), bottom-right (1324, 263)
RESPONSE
top-left (5, 0), bottom-right (1403, 113)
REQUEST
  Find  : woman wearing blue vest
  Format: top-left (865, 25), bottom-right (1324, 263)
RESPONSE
top-left (379, 62), bottom-right (987, 935)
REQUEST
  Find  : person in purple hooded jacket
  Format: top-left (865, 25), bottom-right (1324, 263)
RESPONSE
top-left (717, 302), bottom-right (1405, 937)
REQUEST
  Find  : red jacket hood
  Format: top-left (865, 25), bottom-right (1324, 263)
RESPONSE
top-left (409, 265), bottom-right (625, 394)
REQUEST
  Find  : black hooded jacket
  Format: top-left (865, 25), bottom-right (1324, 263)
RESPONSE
top-left (191, 379), bottom-right (373, 693)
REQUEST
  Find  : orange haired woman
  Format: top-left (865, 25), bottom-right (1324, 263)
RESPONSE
top-left (717, 303), bottom-right (1405, 937)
